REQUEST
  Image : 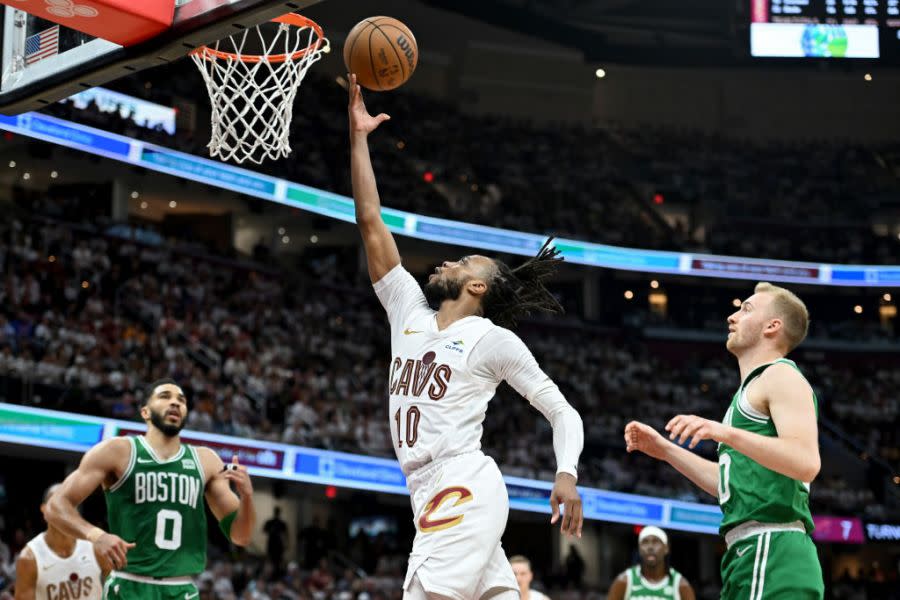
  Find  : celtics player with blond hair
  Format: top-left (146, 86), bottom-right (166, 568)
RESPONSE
top-left (625, 283), bottom-right (824, 599)
top-left (45, 379), bottom-right (257, 599)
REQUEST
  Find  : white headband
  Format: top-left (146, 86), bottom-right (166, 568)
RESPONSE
top-left (638, 526), bottom-right (668, 546)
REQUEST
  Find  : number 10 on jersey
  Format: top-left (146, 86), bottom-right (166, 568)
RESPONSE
top-left (394, 406), bottom-right (421, 447)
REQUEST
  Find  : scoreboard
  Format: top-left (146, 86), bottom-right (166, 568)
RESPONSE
top-left (750, 0), bottom-right (900, 58)
top-left (759, 0), bottom-right (898, 20)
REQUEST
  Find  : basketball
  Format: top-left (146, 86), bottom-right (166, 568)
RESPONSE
top-left (343, 17), bottom-right (418, 91)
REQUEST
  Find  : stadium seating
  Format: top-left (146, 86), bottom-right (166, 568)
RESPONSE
top-left (1, 213), bottom-right (897, 524)
top-left (42, 67), bottom-right (900, 265)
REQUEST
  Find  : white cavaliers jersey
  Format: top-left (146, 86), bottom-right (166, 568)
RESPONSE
top-left (374, 265), bottom-right (556, 476)
top-left (25, 533), bottom-right (102, 600)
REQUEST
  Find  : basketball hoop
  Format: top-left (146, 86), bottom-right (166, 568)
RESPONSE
top-left (190, 14), bottom-right (328, 164)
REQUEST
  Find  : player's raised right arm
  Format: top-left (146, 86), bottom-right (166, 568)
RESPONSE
top-left (348, 73), bottom-right (401, 283)
top-left (624, 421), bottom-right (719, 498)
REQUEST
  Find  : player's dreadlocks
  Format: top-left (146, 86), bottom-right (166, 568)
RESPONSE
top-left (481, 237), bottom-right (564, 329)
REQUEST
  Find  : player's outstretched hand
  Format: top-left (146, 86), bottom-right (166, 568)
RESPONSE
top-left (220, 455), bottom-right (254, 497)
top-left (93, 533), bottom-right (135, 571)
top-left (550, 472), bottom-right (583, 538)
top-left (348, 73), bottom-right (390, 137)
top-left (665, 414), bottom-right (727, 449)
top-left (624, 420), bottom-right (670, 460)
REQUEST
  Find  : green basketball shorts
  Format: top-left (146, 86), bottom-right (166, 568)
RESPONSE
top-left (104, 572), bottom-right (199, 600)
top-left (721, 528), bottom-right (823, 600)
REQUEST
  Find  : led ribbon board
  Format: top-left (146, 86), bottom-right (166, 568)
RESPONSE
top-left (0, 402), bottom-right (724, 534)
top-left (1, 112), bottom-right (899, 287)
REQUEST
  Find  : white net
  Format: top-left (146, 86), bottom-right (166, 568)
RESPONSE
top-left (191, 16), bottom-right (327, 164)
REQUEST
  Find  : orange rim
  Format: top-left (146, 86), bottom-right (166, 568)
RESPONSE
top-left (190, 13), bottom-right (326, 63)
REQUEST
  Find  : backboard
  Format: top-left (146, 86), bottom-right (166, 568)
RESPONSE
top-left (0, 0), bottom-right (323, 115)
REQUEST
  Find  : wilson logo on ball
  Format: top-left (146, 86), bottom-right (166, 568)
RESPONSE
top-left (396, 34), bottom-right (415, 68)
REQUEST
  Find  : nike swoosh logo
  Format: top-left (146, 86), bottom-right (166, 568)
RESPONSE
top-left (403, 328), bottom-right (422, 335)
top-left (736, 545), bottom-right (752, 557)
top-left (185, 593), bottom-right (199, 600)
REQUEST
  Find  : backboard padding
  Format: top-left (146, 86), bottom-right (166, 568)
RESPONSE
top-left (0, 0), bottom-right (323, 115)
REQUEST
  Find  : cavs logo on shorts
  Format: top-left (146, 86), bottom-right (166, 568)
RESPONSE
top-left (418, 486), bottom-right (473, 533)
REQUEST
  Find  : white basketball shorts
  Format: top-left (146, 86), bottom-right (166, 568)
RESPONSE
top-left (403, 452), bottom-right (518, 600)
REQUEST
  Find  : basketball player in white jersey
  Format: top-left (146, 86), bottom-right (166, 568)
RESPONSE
top-left (15, 484), bottom-right (105, 600)
top-left (348, 73), bottom-right (585, 600)
top-left (509, 556), bottom-right (551, 600)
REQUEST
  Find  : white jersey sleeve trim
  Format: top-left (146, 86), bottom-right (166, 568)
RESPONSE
top-left (108, 437), bottom-right (136, 493)
top-left (737, 385), bottom-right (769, 423)
top-left (190, 445), bottom-right (206, 488)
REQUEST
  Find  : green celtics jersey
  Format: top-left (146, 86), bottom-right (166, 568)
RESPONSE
top-left (105, 436), bottom-right (207, 577)
top-left (624, 566), bottom-right (684, 600)
top-left (717, 358), bottom-right (816, 535)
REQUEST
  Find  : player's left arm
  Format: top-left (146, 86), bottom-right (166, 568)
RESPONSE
top-left (479, 330), bottom-right (585, 537)
top-left (667, 363), bottom-right (820, 483)
top-left (13, 547), bottom-right (36, 600)
top-left (198, 449), bottom-right (257, 547)
top-left (679, 577), bottom-right (697, 600)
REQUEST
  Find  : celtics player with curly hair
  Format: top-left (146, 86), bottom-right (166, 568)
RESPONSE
top-left (45, 379), bottom-right (257, 599)
top-left (348, 74), bottom-right (584, 600)
top-left (625, 283), bottom-right (824, 599)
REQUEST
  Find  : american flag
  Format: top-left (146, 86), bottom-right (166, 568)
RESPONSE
top-left (25, 25), bottom-right (60, 65)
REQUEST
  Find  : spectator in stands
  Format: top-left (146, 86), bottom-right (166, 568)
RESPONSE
top-left (263, 507), bottom-right (288, 568)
